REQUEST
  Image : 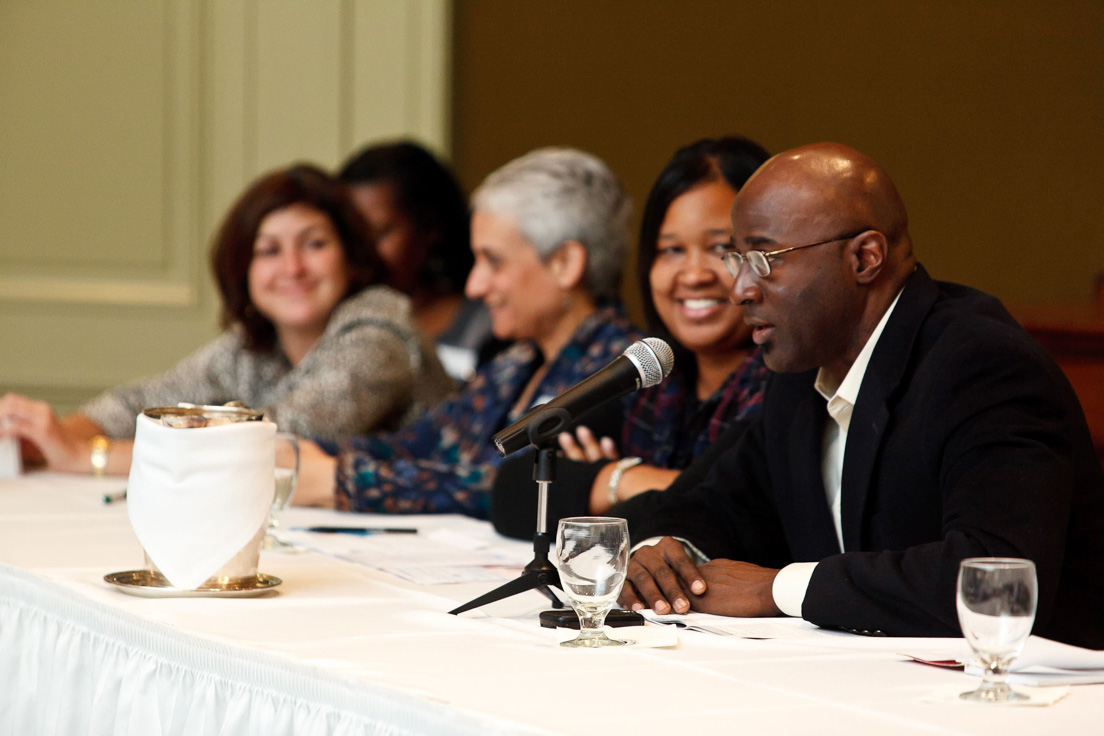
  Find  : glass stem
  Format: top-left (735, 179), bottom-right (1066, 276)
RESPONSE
top-left (982, 661), bottom-right (1010, 691)
top-left (577, 608), bottom-right (607, 634)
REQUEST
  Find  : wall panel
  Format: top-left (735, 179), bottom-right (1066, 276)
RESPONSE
top-left (0, 0), bottom-right (451, 413)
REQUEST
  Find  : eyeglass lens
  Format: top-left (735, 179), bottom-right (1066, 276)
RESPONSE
top-left (723, 250), bottom-right (770, 278)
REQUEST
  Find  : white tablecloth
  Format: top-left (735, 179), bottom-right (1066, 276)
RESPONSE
top-left (1, 473), bottom-right (1100, 735)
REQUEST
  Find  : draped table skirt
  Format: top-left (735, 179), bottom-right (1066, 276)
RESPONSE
top-left (0, 565), bottom-right (538, 736)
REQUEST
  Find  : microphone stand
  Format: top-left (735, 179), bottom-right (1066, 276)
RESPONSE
top-left (449, 408), bottom-right (567, 615)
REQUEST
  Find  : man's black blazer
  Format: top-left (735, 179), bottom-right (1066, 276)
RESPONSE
top-left (634, 265), bottom-right (1104, 648)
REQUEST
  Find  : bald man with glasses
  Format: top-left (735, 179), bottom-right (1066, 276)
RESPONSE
top-left (620, 142), bottom-right (1104, 648)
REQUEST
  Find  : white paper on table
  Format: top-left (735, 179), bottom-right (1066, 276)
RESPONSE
top-left (640, 610), bottom-right (833, 639)
top-left (0, 437), bottom-right (21, 479)
top-left (374, 565), bottom-right (515, 585)
top-left (424, 527), bottom-right (493, 551)
top-left (281, 527), bottom-right (531, 585)
top-left (966, 664), bottom-right (1104, 687)
top-left (904, 635), bottom-right (1104, 686)
top-left (1014, 635), bottom-right (1104, 670)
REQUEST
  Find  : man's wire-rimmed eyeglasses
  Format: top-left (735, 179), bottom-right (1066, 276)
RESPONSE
top-left (721, 228), bottom-right (870, 279)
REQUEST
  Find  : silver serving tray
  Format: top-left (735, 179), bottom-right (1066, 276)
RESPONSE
top-left (104, 569), bottom-right (282, 598)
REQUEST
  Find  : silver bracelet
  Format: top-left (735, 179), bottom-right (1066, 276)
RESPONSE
top-left (607, 457), bottom-right (643, 506)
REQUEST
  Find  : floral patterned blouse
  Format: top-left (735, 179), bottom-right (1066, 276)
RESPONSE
top-left (332, 305), bottom-right (642, 518)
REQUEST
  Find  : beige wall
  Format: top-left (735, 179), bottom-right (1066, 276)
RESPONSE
top-left (452, 1), bottom-right (1104, 320)
top-left (4, 1), bottom-right (1100, 413)
top-left (0, 0), bottom-right (451, 412)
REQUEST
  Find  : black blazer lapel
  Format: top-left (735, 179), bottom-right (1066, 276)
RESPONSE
top-left (840, 394), bottom-right (890, 551)
top-left (840, 267), bottom-right (939, 551)
top-left (782, 389), bottom-right (844, 560)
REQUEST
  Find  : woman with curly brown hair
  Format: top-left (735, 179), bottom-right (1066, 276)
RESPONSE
top-left (0, 164), bottom-right (451, 475)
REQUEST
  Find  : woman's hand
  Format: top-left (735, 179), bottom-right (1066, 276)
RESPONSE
top-left (588, 463), bottom-right (680, 514)
top-left (558, 426), bottom-right (619, 462)
top-left (292, 440), bottom-right (338, 508)
top-left (0, 394), bottom-right (91, 473)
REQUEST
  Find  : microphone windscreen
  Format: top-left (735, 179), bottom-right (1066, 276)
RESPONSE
top-left (624, 338), bottom-right (675, 388)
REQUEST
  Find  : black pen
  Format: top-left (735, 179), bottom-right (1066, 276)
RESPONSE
top-left (103, 490), bottom-right (128, 505)
top-left (296, 526), bottom-right (417, 535)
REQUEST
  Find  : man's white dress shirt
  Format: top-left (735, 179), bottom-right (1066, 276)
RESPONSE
top-left (772, 290), bottom-right (903, 616)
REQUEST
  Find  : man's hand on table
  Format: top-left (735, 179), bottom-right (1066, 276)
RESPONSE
top-left (689, 560), bottom-right (783, 616)
top-left (619, 536), bottom-right (783, 617)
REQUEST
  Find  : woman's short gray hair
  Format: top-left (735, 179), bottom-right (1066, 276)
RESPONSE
top-left (471, 148), bottom-right (631, 300)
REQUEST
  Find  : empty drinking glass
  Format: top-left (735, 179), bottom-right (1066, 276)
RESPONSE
top-left (554, 516), bottom-right (633, 648)
top-left (956, 557), bottom-right (1037, 702)
top-left (263, 432), bottom-right (299, 551)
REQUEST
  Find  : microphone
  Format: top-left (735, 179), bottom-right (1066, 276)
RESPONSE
top-left (492, 338), bottom-right (675, 457)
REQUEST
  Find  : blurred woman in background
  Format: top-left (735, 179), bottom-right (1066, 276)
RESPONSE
top-left (293, 148), bottom-right (641, 518)
top-left (0, 164), bottom-right (452, 475)
top-left (490, 137), bottom-right (772, 539)
top-left (339, 140), bottom-right (501, 382)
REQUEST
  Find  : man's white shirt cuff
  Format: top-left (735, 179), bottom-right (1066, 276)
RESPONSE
top-left (772, 562), bottom-right (818, 617)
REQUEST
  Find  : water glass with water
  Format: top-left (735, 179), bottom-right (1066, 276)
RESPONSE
top-left (956, 557), bottom-right (1037, 702)
top-left (554, 516), bottom-right (633, 648)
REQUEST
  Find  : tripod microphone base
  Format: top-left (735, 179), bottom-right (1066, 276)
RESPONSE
top-left (450, 445), bottom-right (564, 616)
top-left (448, 529), bottom-right (565, 615)
top-left (448, 564), bottom-right (563, 615)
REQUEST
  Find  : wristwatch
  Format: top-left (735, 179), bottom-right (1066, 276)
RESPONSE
top-left (607, 456), bottom-right (643, 506)
top-left (89, 435), bottom-right (110, 477)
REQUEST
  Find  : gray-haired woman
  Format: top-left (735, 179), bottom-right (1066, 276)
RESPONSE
top-left (293, 148), bottom-right (643, 518)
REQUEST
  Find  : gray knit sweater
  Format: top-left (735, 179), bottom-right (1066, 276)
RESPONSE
top-left (80, 286), bottom-right (453, 442)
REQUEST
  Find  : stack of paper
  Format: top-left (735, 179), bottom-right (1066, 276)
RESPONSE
top-left (968, 636), bottom-right (1104, 686)
top-left (283, 526), bottom-right (532, 585)
top-left (906, 636), bottom-right (1104, 686)
top-left (639, 610), bottom-right (837, 639)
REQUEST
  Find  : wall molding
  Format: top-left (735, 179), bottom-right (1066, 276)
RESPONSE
top-left (0, 1), bottom-right (203, 310)
top-left (0, 0), bottom-right (452, 407)
top-left (0, 277), bottom-right (197, 307)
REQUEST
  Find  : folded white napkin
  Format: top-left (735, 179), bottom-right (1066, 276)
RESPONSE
top-left (127, 413), bottom-right (275, 588)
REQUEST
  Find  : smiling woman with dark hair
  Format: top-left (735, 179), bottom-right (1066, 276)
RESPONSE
top-left (491, 136), bottom-right (772, 539)
top-left (0, 163), bottom-right (452, 476)
top-left (211, 164), bottom-right (391, 355)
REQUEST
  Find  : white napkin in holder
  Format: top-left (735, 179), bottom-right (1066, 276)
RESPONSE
top-left (127, 413), bottom-right (275, 589)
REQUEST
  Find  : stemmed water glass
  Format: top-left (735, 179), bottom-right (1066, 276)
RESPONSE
top-left (554, 516), bottom-right (633, 648)
top-left (263, 432), bottom-right (299, 551)
top-left (956, 557), bottom-right (1037, 702)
